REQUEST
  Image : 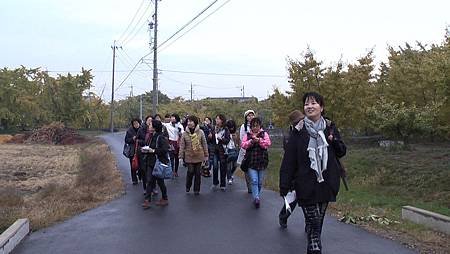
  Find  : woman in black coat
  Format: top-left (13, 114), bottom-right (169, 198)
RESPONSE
top-left (141, 119), bottom-right (170, 209)
top-left (124, 118), bottom-right (142, 185)
top-left (136, 115), bottom-right (154, 193)
top-left (279, 92), bottom-right (346, 254)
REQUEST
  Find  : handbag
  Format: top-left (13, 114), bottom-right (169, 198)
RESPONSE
top-left (131, 143), bottom-right (139, 172)
top-left (151, 135), bottom-right (173, 179)
top-left (123, 143), bottom-right (133, 158)
top-left (240, 153), bottom-right (250, 172)
top-left (152, 157), bottom-right (172, 179)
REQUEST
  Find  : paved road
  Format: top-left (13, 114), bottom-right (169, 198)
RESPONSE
top-left (14, 132), bottom-right (417, 254)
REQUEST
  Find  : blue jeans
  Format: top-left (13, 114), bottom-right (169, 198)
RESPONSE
top-left (248, 169), bottom-right (264, 200)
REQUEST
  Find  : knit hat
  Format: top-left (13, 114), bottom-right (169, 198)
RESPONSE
top-left (288, 110), bottom-right (304, 125)
top-left (244, 110), bottom-right (255, 118)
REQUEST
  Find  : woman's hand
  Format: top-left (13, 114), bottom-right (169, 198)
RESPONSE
top-left (327, 134), bottom-right (334, 142)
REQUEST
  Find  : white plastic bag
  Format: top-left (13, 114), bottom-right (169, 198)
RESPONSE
top-left (284, 191), bottom-right (296, 213)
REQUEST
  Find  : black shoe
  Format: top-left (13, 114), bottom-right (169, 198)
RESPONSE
top-left (132, 181), bottom-right (138, 185)
top-left (279, 216), bottom-right (287, 229)
top-left (194, 192), bottom-right (200, 196)
top-left (186, 188), bottom-right (190, 193)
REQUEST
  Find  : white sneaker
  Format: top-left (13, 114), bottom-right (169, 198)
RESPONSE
top-left (227, 179), bottom-right (233, 185)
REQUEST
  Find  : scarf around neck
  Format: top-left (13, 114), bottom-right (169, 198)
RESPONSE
top-left (188, 127), bottom-right (201, 151)
top-left (304, 116), bottom-right (329, 183)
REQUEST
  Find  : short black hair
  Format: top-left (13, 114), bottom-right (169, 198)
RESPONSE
top-left (164, 114), bottom-right (171, 118)
top-left (171, 113), bottom-right (180, 123)
top-left (130, 118), bottom-right (142, 125)
top-left (154, 114), bottom-right (162, 120)
top-left (152, 119), bottom-right (163, 133)
top-left (226, 119), bottom-right (237, 134)
top-left (144, 115), bottom-right (153, 123)
top-left (250, 117), bottom-right (262, 128)
top-left (187, 115), bottom-right (199, 126)
top-left (302, 91), bottom-right (324, 108)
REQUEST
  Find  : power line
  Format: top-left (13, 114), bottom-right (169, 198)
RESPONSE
top-left (45, 68), bottom-right (285, 78)
top-left (122, 16), bottom-right (151, 47)
top-left (116, 51), bottom-right (148, 78)
top-left (157, 0), bottom-right (220, 50)
top-left (117, 0), bottom-right (146, 43)
top-left (110, 0), bottom-right (229, 93)
top-left (159, 68), bottom-right (285, 77)
top-left (158, 0), bottom-right (232, 53)
top-left (121, 2), bottom-right (152, 46)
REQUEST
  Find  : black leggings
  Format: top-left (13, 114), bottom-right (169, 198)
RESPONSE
top-left (301, 202), bottom-right (328, 253)
top-left (169, 151), bottom-right (180, 173)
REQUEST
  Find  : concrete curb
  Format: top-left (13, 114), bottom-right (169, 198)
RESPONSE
top-left (0, 219), bottom-right (29, 254)
top-left (402, 206), bottom-right (450, 235)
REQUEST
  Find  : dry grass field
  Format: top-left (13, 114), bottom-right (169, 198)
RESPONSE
top-left (0, 139), bottom-right (124, 232)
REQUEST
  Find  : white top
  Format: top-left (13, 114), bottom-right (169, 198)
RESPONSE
top-left (163, 122), bottom-right (184, 141)
top-left (239, 124), bottom-right (251, 145)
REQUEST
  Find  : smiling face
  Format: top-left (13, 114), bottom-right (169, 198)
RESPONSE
top-left (187, 119), bottom-right (195, 129)
top-left (303, 96), bottom-right (323, 122)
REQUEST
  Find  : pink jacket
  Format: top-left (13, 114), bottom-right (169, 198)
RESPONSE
top-left (241, 130), bottom-right (271, 150)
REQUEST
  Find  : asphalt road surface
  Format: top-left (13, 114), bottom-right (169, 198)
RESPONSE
top-left (14, 132), bottom-right (417, 254)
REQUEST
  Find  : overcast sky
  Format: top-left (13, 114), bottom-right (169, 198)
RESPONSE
top-left (1, 0), bottom-right (449, 101)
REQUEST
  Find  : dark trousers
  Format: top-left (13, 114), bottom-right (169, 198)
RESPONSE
top-left (301, 202), bottom-right (328, 254)
top-left (169, 151), bottom-right (180, 173)
top-left (129, 158), bottom-right (138, 183)
top-left (141, 166), bottom-right (147, 191)
top-left (186, 162), bottom-right (202, 192)
top-left (212, 153), bottom-right (226, 187)
top-left (145, 174), bottom-right (167, 201)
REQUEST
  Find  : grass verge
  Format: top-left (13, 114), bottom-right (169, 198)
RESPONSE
top-left (262, 143), bottom-right (450, 253)
top-left (0, 139), bottom-right (124, 233)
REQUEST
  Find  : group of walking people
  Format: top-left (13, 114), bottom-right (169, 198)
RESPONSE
top-left (123, 91), bottom-right (346, 254)
top-left (124, 111), bottom-right (272, 209)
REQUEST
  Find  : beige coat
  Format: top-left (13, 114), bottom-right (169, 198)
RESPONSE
top-left (180, 125), bottom-right (208, 164)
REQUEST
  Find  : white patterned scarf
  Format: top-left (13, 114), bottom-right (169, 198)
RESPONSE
top-left (304, 116), bottom-right (329, 183)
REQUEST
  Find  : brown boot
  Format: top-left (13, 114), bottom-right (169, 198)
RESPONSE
top-left (156, 198), bottom-right (168, 206)
top-left (142, 199), bottom-right (151, 209)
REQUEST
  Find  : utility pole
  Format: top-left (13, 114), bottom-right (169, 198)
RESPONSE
top-left (241, 85), bottom-right (245, 98)
top-left (140, 94), bottom-right (143, 121)
top-left (190, 82), bottom-right (193, 102)
top-left (110, 40), bottom-right (119, 133)
top-left (152, 0), bottom-right (159, 115)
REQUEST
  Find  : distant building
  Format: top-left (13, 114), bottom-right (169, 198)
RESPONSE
top-left (204, 96), bottom-right (258, 103)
